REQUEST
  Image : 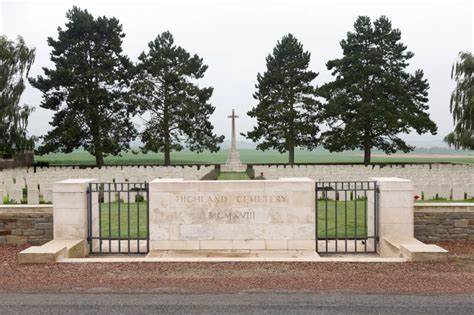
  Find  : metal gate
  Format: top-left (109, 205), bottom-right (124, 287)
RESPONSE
top-left (87, 182), bottom-right (149, 254)
top-left (315, 181), bottom-right (379, 254)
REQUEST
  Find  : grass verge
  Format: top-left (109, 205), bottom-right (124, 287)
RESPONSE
top-left (217, 172), bottom-right (250, 180)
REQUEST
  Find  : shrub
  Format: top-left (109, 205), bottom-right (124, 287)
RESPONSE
top-left (2, 195), bottom-right (10, 204)
top-left (2, 195), bottom-right (17, 204)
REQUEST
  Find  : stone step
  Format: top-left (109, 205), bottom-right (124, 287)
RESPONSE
top-left (18, 239), bottom-right (85, 264)
top-left (400, 243), bottom-right (448, 262)
top-left (383, 237), bottom-right (448, 262)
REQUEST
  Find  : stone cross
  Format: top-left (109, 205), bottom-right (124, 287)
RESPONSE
top-left (228, 109), bottom-right (239, 152)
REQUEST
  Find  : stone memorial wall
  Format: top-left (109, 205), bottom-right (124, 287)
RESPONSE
top-left (149, 178), bottom-right (315, 251)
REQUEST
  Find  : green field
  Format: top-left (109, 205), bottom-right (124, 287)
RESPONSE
top-left (34, 148), bottom-right (474, 165)
top-left (98, 200), bottom-right (369, 239)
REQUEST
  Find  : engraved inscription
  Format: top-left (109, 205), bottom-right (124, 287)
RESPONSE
top-left (176, 194), bottom-right (288, 204)
top-left (176, 195), bottom-right (228, 203)
top-left (174, 193), bottom-right (288, 223)
top-left (208, 210), bottom-right (256, 221)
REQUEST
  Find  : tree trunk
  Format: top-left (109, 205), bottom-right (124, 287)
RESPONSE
top-left (164, 147), bottom-right (171, 166)
top-left (363, 144), bottom-right (371, 166)
top-left (163, 87), bottom-right (171, 166)
top-left (289, 144), bottom-right (295, 166)
top-left (163, 119), bottom-right (171, 166)
top-left (95, 150), bottom-right (104, 168)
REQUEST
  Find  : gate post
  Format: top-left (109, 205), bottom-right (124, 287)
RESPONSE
top-left (370, 177), bottom-right (414, 257)
top-left (53, 178), bottom-right (97, 256)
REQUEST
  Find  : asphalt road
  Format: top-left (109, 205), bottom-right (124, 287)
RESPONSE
top-left (0, 293), bottom-right (473, 314)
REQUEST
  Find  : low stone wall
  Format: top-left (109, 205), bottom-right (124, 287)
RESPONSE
top-left (0, 205), bottom-right (53, 246)
top-left (414, 203), bottom-right (474, 241)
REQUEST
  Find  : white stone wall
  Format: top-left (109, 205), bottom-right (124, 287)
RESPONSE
top-left (0, 165), bottom-right (213, 204)
top-left (254, 164), bottom-right (474, 200)
top-left (149, 178), bottom-right (315, 251)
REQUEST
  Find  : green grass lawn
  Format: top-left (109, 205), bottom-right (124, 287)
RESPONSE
top-left (97, 199), bottom-right (369, 239)
top-left (99, 201), bottom-right (148, 239)
top-left (317, 200), bottom-right (368, 238)
top-left (35, 148), bottom-right (474, 165)
top-left (416, 199), bottom-right (474, 203)
top-left (217, 172), bottom-right (250, 180)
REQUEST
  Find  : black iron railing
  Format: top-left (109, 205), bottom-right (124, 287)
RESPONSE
top-left (87, 182), bottom-right (149, 255)
top-left (315, 181), bottom-right (379, 254)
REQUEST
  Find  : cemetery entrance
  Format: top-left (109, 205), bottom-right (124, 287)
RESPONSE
top-left (87, 182), bottom-right (150, 254)
top-left (315, 181), bottom-right (379, 254)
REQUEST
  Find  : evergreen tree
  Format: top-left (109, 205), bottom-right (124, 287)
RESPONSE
top-left (244, 34), bottom-right (321, 165)
top-left (0, 35), bottom-right (36, 154)
top-left (30, 7), bottom-right (136, 167)
top-left (444, 51), bottom-right (474, 150)
top-left (130, 31), bottom-right (223, 165)
top-left (320, 16), bottom-right (437, 165)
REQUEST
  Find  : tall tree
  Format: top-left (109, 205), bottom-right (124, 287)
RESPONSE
top-left (130, 31), bottom-right (223, 165)
top-left (444, 51), bottom-right (474, 150)
top-left (244, 34), bottom-right (321, 165)
top-left (319, 16), bottom-right (437, 165)
top-left (0, 35), bottom-right (36, 154)
top-left (30, 7), bottom-right (136, 167)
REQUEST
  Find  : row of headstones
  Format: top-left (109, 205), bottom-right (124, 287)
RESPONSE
top-left (0, 166), bottom-right (213, 186)
top-left (0, 184), bottom-right (150, 204)
top-left (415, 183), bottom-right (474, 200)
top-left (0, 184), bottom-right (52, 204)
top-left (255, 163), bottom-right (473, 171)
top-left (254, 172), bottom-right (474, 189)
top-left (253, 167), bottom-right (474, 181)
top-left (0, 165), bottom-right (206, 204)
top-left (254, 166), bottom-right (474, 200)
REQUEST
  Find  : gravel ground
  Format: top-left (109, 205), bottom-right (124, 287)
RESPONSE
top-left (1, 242), bottom-right (473, 295)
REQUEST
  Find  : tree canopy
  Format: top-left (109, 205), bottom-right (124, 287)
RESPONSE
top-left (244, 33), bottom-right (321, 165)
top-left (0, 35), bottom-right (36, 154)
top-left (30, 6), bottom-right (136, 167)
top-left (444, 51), bottom-right (474, 150)
top-left (319, 16), bottom-right (437, 165)
top-left (130, 31), bottom-right (223, 165)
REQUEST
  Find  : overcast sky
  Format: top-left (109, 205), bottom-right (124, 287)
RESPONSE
top-left (1, 0), bottom-right (473, 147)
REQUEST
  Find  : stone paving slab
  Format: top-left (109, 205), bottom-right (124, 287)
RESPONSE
top-left (58, 250), bottom-right (407, 263)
